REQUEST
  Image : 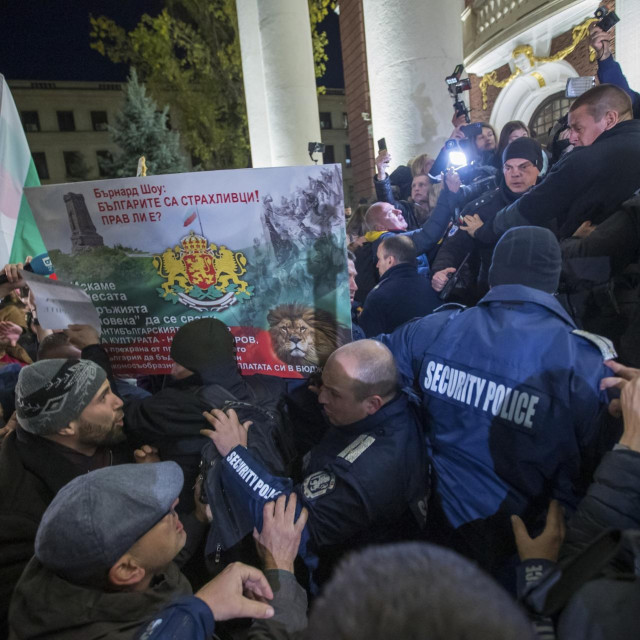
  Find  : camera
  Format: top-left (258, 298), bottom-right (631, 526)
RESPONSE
top-left (565, 76), bottom-right (596, 98)
top-left (594, 5), bottom-right (620, 32)
top-left (446, 64), bottom-right (471, 123)
top-left (445, 139), bottom-right (467, 169)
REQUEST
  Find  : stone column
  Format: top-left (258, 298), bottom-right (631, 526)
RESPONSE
top-left (236, 0), bottom-right (322, 167)
top-left (362, 0), bottom-right (465, 165)
top-left (615, 0), bottom-right (640, 94)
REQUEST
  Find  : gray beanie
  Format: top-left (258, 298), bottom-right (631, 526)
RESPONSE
top-left (15, 359), bottom-right (107, 435)
top-left (35, 462), bottom-right (184, 583)
top-left (488, 226), bottom-right (562, 294)
top-left (170, 318), bottom-right (235, 373)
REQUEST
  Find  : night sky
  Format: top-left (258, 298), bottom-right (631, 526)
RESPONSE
top-left (0, 0), bottom-right (344, 87)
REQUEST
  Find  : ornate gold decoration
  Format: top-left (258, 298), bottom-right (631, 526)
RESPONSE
top-left (478, 17), bottom-right (598, 110)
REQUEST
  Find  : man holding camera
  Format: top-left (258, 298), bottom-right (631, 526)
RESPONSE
top-left (431, 137), bottom-right (545, 303)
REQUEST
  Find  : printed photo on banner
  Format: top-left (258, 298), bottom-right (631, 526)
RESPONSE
top-left (25, 164), bottom-right (351, 378)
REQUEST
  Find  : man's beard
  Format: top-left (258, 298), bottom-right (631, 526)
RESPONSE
top-left (76, 415), bottom-right (125, 447)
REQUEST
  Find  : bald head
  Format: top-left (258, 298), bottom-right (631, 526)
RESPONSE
top-left (364, 203), bottom-right (407, 232)
top-left (319, 340), bottom-right (399, 426)
top-left (328, 340), bottom-right (398, 401)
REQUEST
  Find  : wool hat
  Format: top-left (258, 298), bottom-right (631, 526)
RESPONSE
top-left (170, 318), bottom-right (235, 373)
top-left (502, 137), bottom-right (544, 171)
top-left (15, 359), bottom-right (106, 436)
top-left (35, 462), bottom-right (184, 583)
top-left (488, 226), bottom-right (562, 294)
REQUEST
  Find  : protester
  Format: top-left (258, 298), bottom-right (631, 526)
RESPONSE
top-left (379, 227), bottom-right (612, 589)
top-left (124, 317), bottom-right (288, 513)
top-left (358, 234), bottom-right (440, 336)
top-left (135, 493), bottom-right (309, 640)
top-left (0, 358), bottom-right (127, 634)
top-left (8, 462), bottom-right (283, 640)
top-left (200, 340), bottom-right (429, 584)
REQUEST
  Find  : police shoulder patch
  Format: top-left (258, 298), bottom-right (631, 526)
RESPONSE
top-left (338, 434), bottom-right (376, 463)
top-left (571, 329), bottom-right (617, 360)
top-left (303, 471), bottom-right (336, 499)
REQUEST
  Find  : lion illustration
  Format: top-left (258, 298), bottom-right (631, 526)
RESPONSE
top-left (267, 304), bottom-right (350, 367)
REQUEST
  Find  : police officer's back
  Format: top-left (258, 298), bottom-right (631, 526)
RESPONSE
top-left (380, 227), bottom-right (612, 589)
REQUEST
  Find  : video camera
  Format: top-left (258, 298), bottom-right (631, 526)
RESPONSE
top-left (446, 64), bottom-right (472, 123)
top-left (594, 5), bottom-right (620, 32)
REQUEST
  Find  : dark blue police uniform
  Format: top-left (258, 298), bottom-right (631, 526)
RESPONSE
top-left (219, 392), bottom-right (428, 580)
top-left (379, 284), bottom-right (612, 580)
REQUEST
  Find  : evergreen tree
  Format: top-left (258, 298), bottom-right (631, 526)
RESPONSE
top-left (100, 69), bottom-right (188, 178)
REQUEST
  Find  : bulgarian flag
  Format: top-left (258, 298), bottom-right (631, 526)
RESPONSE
top-left (183, 210), bottom-right (197, 227)
top-left (0, 74), bottom-right (48, 265)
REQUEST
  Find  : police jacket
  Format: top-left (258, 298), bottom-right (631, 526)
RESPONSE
top-left (475, 119), bottom-right (640, 243)
top-left (358, 263), bottom-right (441, 337)
top-left (218, 392), bottom-right (428, 578)
top-left (379, 285), bottom-right (611, 576)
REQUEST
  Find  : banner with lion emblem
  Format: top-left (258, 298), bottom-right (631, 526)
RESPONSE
top-left (25, 164), bottom-right (350, 378)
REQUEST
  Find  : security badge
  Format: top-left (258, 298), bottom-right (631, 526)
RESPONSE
top-left (303, 471), bottom-right (336, 499)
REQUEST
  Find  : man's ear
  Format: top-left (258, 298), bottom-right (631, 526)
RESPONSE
top-left (108, 554), bottom-right (146, 588)
top-left (363, 395), bottom-right (384, 415)
top-left (56, 424), bottom-right (77, 437)
top-left (603, 109), bottom-right (619, 130)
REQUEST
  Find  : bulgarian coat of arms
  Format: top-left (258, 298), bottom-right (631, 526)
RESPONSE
top-left (153, 231), bottom-right (253, 311)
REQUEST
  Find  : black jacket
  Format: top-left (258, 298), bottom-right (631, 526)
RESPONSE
top-left (476, 119), bottom-right (640, 243)
top-left (123, 362), bottom-right (287, 513)
top-left (432, 183), bottom-right (523, 298)
top-left (358, 263), bottom-right (441, 336)
top-left (0, 429), bottom-right (129, 636)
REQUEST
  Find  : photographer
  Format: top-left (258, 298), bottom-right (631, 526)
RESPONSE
top-left (431, 137), bottom-right (545, 303)
top-left (374, 150), bottom-right (435, 229)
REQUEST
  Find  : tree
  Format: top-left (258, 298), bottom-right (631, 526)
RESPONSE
top-left (90, 1), bottom-right (249, 171)
top-left (100, 69), bottom-right (188, 178)
top-left (308, 0), bottom-right (337, 95)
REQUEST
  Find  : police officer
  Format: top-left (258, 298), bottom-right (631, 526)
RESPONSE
top-left (380, 226), bottom-right (612, 589)
top-left (200, 340), bottom-right (428, 583)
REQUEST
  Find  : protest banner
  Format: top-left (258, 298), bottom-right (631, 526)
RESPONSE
top-left (25, 164), bottom-right (350, 378)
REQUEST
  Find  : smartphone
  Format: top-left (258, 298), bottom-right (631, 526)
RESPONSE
top-left (377, 137), bottom-right (387, 152)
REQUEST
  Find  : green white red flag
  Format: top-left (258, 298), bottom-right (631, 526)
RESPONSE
top-left (0, 74), bottom-right (48, 265)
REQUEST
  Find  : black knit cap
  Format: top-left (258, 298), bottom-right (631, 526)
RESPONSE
top-left (502, 137), bottom-right (544, 170)
top-left (488, 226), bottom-right (561, 294)
top-left (170, 318), bottom-right (235, 373)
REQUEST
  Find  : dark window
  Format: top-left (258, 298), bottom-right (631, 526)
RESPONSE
top-left (323, 144), bottom-right (335, 164)
top-left (91, 110), bottom-right (109, 131)
top-left (57, 110), bottom-right (75, 132)
top-left (529, 92), bottom-right (573, 146)
top-left (342, 112), bottom-right (348, 129)
top-left (63, 151), bottom-right (87, 179)
top-left (21, 111), bottom-right (40, 132)
top-left (319, 112), bottom-right (333, 130)
top-left (96, 150), bottom-right (112, 177)
top-left (32, 152), bottom-right (49, 180)
top-left (344, 144), bottom-right (351, 167)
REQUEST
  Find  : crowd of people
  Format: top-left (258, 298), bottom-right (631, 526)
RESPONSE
top-left (0, 23), bottom-right (639, 640)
